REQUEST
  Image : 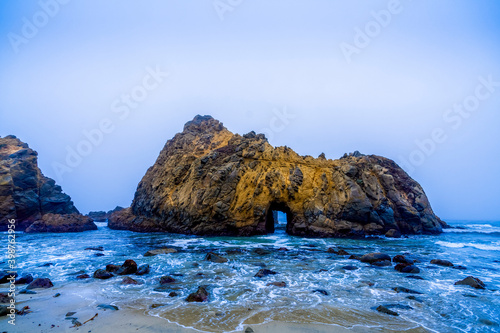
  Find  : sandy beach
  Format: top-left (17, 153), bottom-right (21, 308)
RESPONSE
top-left (2, 282), bottom-right (430, 333)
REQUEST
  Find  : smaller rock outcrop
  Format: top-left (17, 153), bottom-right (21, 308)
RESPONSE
top-left (186, 286), bottom-right (209, 302)
top-left (0, 135), bottom-right (95, 232)
top-left (25, 214), bottom-right (96, 233)
top-left (87, 206), bottom-right (124, 222)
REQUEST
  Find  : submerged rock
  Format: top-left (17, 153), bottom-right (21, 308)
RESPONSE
top-left (93, 269), bottom-right (113, 280)
top-left (376, 305), bottom-right (399, 316)
top-left (186, 286), bottom-right (209, 302)
top-left (266, 281), bottom-right (286, 287)
top-left (430, 259), bottom-right (454, 267)
top-left (26, 278), bottom-right (53, 289)
top-left (392, 255), bottom-right (413, 265)
top-left (312, 289), bottom-right (329, 296)
top-left (136, 264), bottom-right (150, 276)
top-left (0, 136), bottom-right (94, 232)
top-left (159, 276), bottom-right (176, 285)
top-left (108, 116), bottom-right (445, 237)
top-left (254, 269), bottom-right (277, 278)
top-left (121, 277), bottom-right (140, 285)
top-left (143, 248), bottom-right (177, 256)
top-left (15, 274), bottom-right (33, 285)
top-left (455, 276), bottom-right (486, 289)
top-left (76, 274), bottom-right (90, 279)
top-left (395, 264), bottom-right (420, 273)
top-left (393, 286), bottom-right (422, 294)
top-left (204, 252), bottom-right (228, 263)
top-left (106, 264), bottom-right (121, 273)
top-left (360, 253), bottom-right (391, 265)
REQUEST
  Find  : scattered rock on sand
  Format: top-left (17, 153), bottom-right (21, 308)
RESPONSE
top-left (204, 252), bottom-right (228, 263)
top-left (97, 304), bottom-right (119, 311)
top-left (144, 248), bottom-right (177, 257)
top-left (266, 281), bottom-right (286, 287)
top-left (93, 269), bottom-right (114, 280)
top-left (186, 286), bottom-right (209, 302)
top-left (136, 264), bottom-right (150, 276)
top-left (455, 276), bottom-right (486, 289)
top-left (360, 253), bottom-right (391, 265)
top-left (26, 278), bottom-right (54, 289)
top-left (430, 259), bottom-right (454, 267)
top-left (116, 260), bottom-right (137, 275)
top-left (376, 305), bottom-right (399, 316)
top-left (66, 312), bottom-right (76, 317)
top-left (254, 269), bottom-right (277, 278)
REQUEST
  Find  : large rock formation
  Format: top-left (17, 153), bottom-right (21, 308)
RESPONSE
top-left (109, 115), bottom-right (446, 237)
top-left (0, 135), bottom-right (96, 232)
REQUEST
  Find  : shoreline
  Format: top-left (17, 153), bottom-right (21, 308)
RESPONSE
top-left (2, 282), bottom-right (430, 333)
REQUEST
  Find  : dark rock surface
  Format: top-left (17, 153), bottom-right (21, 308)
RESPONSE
top-left (204, 252), bottom-right (228, 263)
top-left (25, 213), bottom-right (96, 233)
top-left (186, 286), bottom-right (209, 302)
top-left (108, 116), bottom-right (446, 237)
top-left (360, 253), bottom-right (391, 265)
top-left (454, 276), bottom-right (486, 289)
top-left (87, 206), bottom-right (124, 222)
top-left (26, 278), bottom-right (53, 289)
top-left (116, 260), bottom-right (137, 275)
top-left (430, 259), bottom-right (454, 267)
top-left (0, 136), bottom-right (94, 232)
top-left (94, 269), bottom-right (114, 279)
top-left (254, 269), bottom-right (277, 278)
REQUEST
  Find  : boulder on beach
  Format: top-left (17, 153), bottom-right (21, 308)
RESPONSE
top-left (376, 305), bottom-right (399, 316)
top-left (108, 116), bottom-right (446, 237)
top-left (454, 276), bottom-right (485, 289)
top-left (15, 274), bottom-right (33, 285)
top-left (26, 278), bottom-right (53, 289)
top-left (186, 286), bottom-right (209, 302)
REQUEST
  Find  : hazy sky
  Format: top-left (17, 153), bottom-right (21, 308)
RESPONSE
top-left (1, 1), bottom-right (499, 220)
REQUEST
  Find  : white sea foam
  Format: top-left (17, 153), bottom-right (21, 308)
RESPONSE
top-left (443, 223), bottom-right (500, 234)
top-left (436, 240), bottom-right (500, 251)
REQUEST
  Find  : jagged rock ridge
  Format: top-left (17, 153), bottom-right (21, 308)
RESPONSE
top-left (109, 115), bottom-right (446, 237)
top-left (0, 135), bottom-right (96, 232)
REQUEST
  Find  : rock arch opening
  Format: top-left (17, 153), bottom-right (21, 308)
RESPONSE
top-left (265, 202), bottom-right (293, 234)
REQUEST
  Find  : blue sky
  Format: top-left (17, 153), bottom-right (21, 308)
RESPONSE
top-left (1, 0), bottom-right (499, 220)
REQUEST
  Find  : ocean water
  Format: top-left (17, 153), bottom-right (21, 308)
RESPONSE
top-left (2, 220), bottom-right (500, 332)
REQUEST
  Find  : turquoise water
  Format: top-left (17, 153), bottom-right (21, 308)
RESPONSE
top-left (2, 220), bottom-right (500, 332)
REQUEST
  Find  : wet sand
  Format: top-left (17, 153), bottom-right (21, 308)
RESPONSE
top-left (2, 282), bottom-right (430, 333)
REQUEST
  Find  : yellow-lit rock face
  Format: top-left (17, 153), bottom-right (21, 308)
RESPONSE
top-left (110, 115), bottom-right (445, 237)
